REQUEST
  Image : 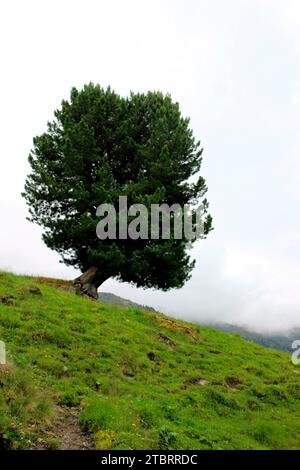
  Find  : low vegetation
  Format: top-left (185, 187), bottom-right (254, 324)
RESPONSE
top-left (0, 272), bottom-right (300, 449)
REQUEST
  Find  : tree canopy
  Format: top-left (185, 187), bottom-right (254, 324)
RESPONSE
top-left (23, 83), bottom-right (212, 297)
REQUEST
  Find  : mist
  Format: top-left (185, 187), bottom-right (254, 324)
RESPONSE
top-left (0, 0), bottom-right (300, 334)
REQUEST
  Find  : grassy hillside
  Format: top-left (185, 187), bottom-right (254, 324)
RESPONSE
top-left (98, 292), bottom-right (157, 312)
top-left (0, 272), bottom-right (300, 450)
top-left (99, 296), bottom-right (299, 353)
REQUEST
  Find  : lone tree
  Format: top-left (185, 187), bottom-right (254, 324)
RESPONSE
top-left (23, 84), bottom-right (212, 298)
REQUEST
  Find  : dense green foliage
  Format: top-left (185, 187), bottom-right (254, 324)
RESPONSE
top-left (22, 84), bottom-right (212, 290)
top-left (0, 272), bottom-right (300, 450)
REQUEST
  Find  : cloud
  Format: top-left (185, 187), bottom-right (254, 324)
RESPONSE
top-left (0, 0), bottom-right (299, 334)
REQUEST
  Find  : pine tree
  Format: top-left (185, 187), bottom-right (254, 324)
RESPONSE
top-left (23, 83), bottom-right (212, 297)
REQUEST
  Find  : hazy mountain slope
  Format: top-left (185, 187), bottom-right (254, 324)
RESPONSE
top-left (98, 292), bottom-right (157, 312)
top-left (207, 323), bottom-right (300, 353)
top-left (99, 294), bottom-right (299, 353)
top-left (0, 272), bottom-right (300, 450)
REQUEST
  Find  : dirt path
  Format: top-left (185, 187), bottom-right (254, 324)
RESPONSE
top-left (34, 406), bottom-right (94, 450)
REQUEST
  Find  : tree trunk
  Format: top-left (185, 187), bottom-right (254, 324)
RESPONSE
top-left (73, 267), bottom-right (109, 299)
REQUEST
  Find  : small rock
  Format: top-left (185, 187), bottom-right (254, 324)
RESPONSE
top-left (29, 287), bottom-right (42, 295)
top-left (197, 379), bottom-right (208, 386)
top-left (68, 287), bottom-right (77, 295)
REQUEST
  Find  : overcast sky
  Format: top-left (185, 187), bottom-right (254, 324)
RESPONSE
top-left (0, 0), bottom-right (299, 333)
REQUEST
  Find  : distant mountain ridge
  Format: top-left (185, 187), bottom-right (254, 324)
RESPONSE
top-left (203, 323), bottom-right (300, 353)
top-left (99, 293), bottom-right (300, 353)
top-left (98, 292), bottom-right (157, 312)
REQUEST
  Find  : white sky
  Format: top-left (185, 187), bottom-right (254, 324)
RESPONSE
top-left (0, 0), bottom-right (299, 332)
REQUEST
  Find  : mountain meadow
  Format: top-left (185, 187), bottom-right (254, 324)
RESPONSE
top-left (0, 271), bottom-right (300, 450)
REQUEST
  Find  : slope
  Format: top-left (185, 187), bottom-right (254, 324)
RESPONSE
top-left (0, 272), bottom-right (300, 450)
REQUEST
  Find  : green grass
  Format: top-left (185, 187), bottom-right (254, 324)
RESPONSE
top-left (0, 271), bottom-right (300, 449)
